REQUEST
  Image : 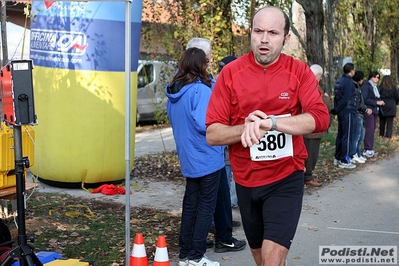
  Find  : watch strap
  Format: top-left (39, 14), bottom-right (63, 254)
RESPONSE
top-left (267, 115), bottom-right (277, 131)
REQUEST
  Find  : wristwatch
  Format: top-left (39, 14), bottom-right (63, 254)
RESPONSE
top-left (267, 115), bottom-right (277, 131)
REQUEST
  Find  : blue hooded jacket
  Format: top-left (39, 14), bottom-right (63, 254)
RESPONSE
top-left (165, 79), bottom-right (224, 178)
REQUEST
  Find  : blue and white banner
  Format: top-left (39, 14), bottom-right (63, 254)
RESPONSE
top-left (30, 1), bottom-right (142, 71)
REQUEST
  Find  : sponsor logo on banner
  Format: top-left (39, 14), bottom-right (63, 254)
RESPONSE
top-left (30, 29), bottom-right (88, 56)
top-left (319, 246), bottom-right (397, 264)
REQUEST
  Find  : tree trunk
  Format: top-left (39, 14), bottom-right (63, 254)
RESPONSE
top-left (325, 0), bottom-right (339, 95)
top-left (296, 0), bottom-right (326, 91)
top-left (391, 47), bottom-right (399, 83)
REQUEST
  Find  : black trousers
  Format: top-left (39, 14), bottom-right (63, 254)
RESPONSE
top-left (304, 138), bottom-right (321, 182)
top-left (379, 116), bottom-right (394, 138)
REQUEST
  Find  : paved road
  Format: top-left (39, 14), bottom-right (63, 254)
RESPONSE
top-left (134, 127), bottom-right (176, 157)
top-left (196, 155), bottom-right (399, 266)
top-left (35, 127), bottom-right (399, 265)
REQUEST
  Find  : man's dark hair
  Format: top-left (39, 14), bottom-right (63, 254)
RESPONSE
top-left (282, 10), bottom-right (290, 36)
top-left (218, 55), bottom-right (237, 73)
top-left (353, 70), bottom-right (364, 82)
top-left (343, 63), bottom-right (354, 74)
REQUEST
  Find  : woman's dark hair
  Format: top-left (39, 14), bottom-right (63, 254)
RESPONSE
top-left (171, 47), bottom-right (211, 88)
top-left (368, 71), bottom-right (380, 80)
top-left (380, 75), bottom-right (395, 90)
top-left (353, 70), bottom-right (364, 82)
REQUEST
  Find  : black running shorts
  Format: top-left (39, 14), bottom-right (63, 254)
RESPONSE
top-left (236, 170), bottom-right (304, 249)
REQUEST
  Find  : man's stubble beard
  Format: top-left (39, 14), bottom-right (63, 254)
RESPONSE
top-left (254, 52), bottom-right (274, 66)
top-left (251, 42), bottom-right (284, 67)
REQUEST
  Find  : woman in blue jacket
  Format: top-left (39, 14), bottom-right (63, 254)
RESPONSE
top-left (166, 47), bottom-right (223, 266)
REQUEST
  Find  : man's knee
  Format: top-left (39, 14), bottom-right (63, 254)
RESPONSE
top-left (261, 240), bottom-right (288, 266)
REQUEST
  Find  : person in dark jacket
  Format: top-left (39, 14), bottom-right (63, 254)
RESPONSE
top-left (303, 64), bottom-right (332, 186)
top-left (349, 71), bottom-right (371, 164)
top-left (378, 75), bottom-right (399, 138)
top-left (331, 63), bottom-right (358, 169)
top-left (362, 71), bottom-right (385, 157)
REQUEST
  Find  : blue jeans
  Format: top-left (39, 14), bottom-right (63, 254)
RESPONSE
top-left (350, 114), bottom-right (364, 157)
top-left (179, 168), bottom-right (221, 260)
top-left (225, 165), bottom-right (238, 207)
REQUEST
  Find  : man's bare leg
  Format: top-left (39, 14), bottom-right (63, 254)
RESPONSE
top-left (251, 239), bottom-right (288, 266)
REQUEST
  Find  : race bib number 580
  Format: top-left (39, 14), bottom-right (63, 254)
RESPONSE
top-left (250, 114), bottom-right (293, 161)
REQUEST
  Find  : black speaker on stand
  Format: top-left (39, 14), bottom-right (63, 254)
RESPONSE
top-left (0, 60), bottom-right (40, 266)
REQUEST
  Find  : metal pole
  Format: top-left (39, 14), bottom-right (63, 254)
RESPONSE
top-left (124, 0), bottom-right (132, 265)
top-left (13, 126), bottom-right (27, 248)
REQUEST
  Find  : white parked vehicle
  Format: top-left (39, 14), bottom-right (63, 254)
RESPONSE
top-left (136, 60), bottom-right (176, 123)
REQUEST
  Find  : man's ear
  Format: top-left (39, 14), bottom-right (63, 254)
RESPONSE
top-left (283, 33), bottom-right (291, 46)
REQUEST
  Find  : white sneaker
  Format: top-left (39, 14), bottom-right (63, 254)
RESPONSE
top-left (188, 256), bottom-right (220, 266)
top-left (351, 154), bottom-right (365, 164)
top-left (338, 161), bottom-right (356, 169)
top-left (358, 156), bottom-right (366, 163)
top-left (178, 258), bottom-right (189, 266)
top-left (333, 158), bottom-right (339, 165)
top-left (363, 150), bottom-right (378, 158)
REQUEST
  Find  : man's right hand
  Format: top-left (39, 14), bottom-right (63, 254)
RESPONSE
top-left (241, 110), bottom-right (270, 148)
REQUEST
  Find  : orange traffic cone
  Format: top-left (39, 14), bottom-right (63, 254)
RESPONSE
top-left (130, 233), bottom-right (148, 266)
top-left (153, 235), bottom-right (170, 266)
